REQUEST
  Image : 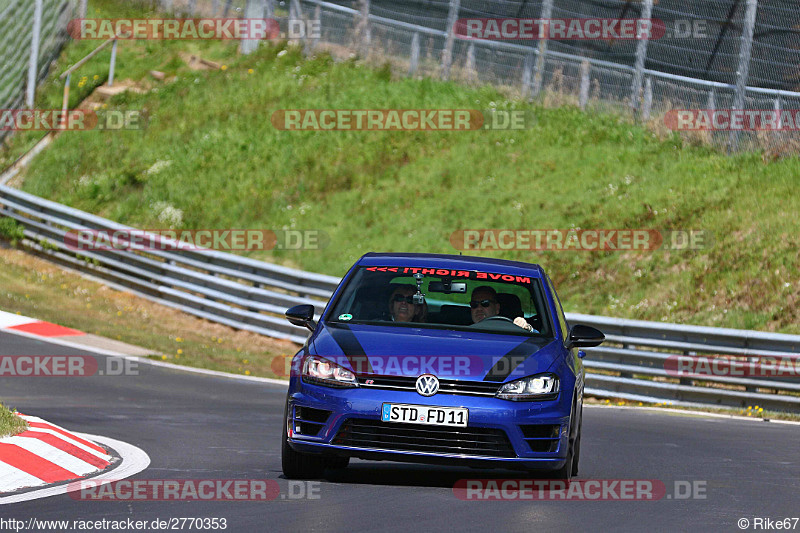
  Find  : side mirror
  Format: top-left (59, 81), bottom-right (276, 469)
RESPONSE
top-left (566, 324), bottom-right (604, 349)
top-left (286, 304), bottom-right (316, 332)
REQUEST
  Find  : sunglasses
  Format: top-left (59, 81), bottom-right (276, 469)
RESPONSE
top-left (470, 299), bottom-right (496, 309)
top-left (392, 295), bottom-right (415, 304)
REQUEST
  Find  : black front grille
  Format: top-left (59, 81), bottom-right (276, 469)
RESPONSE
top-left (356, 376), bottom-right (500, 397)
top-left (293, 406), bottom-right (332, 437)
top-left (520, 424), bottom-right (561, 453)
top-left (332, 418), bottom-right (516, 458)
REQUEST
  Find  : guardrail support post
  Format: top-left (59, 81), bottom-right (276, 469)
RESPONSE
top-left (532, 0), bottom-right (553, 97)
top-left (441, 0), bottom-right (460, 80)
top-left (409, 32), bottom-right (420, 76)
top-left (79, 0), bottom-right (88, 18)
top-left (630, 0), bottom-right (653, 114)
top-left (108, 40), bottom-right (118, 87)
top-left (26, 0), bottom-right (43, 109)
top-left (707, 88), bottom-right (716, 110)
top-left (728, 0), bottom-right (758, 152)
top-left (579, 60), bottom-right (590, 110)
top-left (163, 0), bottom-right (173, 13)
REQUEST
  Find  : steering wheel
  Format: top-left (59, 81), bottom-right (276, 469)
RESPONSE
top-left (482, 315), bottom-right (514, 323)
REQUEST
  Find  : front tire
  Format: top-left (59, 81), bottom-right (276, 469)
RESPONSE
top-left (551, 401), bottom-right (580, 480)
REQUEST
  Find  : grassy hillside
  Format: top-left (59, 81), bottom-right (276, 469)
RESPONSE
top-left (4, 0), bottom-right (799, 334)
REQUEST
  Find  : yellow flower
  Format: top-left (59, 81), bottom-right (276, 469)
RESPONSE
top-left (177, 349), bottom-right (183, 355)
top-left (217, 338), bottom-right (222, 344)
top-left (245, 370), bottom-right (251, 375)
top-left (161, 355), bottom-right (167, 360)
top-left (248, 68), bottom-right (254, 74)
top-left (93, 75), bottom-right (99, 81)
top-left (60, 284), bottom-right (67, 289)
top-left (117, 311), bottom-right (122, 316)
top-left (176, 337), bottom-right (183, 342)
top-left (221, 65), bottom-right (228, 71)
top-left (243, 359), bottom-right (249, 364)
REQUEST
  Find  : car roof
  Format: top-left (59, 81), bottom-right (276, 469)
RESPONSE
top-left (356, 252), bottom-right (546, 279)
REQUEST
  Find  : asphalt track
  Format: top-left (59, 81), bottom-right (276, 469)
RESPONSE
top-left (0, 330), bottom-right (798, 533)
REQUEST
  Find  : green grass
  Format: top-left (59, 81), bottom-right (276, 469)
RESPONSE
top-left (0, 402), bottom-right (27, 438)
top-left (3, 0), bottom-right (800, 335)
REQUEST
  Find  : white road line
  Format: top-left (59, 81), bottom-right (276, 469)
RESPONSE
top-left (0, 433), bottom-right (150, 505)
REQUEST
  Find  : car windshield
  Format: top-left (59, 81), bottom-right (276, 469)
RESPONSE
top-left (326, 266), bottom-right (554, 337)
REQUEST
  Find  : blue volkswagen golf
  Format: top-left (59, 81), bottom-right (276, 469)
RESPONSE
top-left (282, 253), bottom-right (604, 479)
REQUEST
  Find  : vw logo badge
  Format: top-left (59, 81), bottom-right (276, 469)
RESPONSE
top-left (416, 374), bottom-right (439, 396)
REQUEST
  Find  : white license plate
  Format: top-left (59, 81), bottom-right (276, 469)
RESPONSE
top-left (381, 403), bottom-right (468, 427)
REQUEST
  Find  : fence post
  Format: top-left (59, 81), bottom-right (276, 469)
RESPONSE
top-left (441, 0), bottom-right (460, 80)
top-left (308, 5), bottom-right (321, 52)
top-left (108, 40), bottom-right (118, 87)
top-left (579, 60), bottom-right (590, 110)
top-left (464, 42), bottom-right (477, 83)
top-left (241, 0), bottom-right (266, 54)
top-left (163, 0), bottom-right (173, 13)
top-left (521, 53), bottom-right (534, 99)
top-left (728, 0), bottom-right (758, 152)
top-left (532, 0), bottom-right (553, 97)
top-left (289, 0), bottom-right (304, 46)
top-left (79, 0), bottom-right (88, 18)
top-left (642, 77), bottom-right (653, 120)
top-left (357, 0), bottom-right (371, 58)
top-left (409, 32), bottom-right (420, 76)
top-left (706, 88), bottom-right (716, 110)
top-left (630, 0), bottom-right (653, 113)
top-left (26, 0), bottom-right (43, 109)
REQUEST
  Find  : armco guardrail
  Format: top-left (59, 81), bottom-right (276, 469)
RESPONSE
top-left (1, 184), bottom-right (799, 411)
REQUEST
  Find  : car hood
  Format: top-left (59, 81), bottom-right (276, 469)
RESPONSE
top-left (309, 322), bottom-right (561, 382)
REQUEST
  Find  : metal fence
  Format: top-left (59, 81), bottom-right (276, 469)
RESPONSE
top-left (0, 0), bottom-right (79, 144)
top-left (1, 183), bottom-right (799, 411)
top-left (148, 0), bottom-right (800, 153)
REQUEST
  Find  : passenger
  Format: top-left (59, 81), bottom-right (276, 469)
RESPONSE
top-left (389, 285), bottom-right (426, 322)
top-left (470, 286), bottom-right (535, 332)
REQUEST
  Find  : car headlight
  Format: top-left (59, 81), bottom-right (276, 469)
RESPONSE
top-left (302, 356), bottom-right (357, 388)
top-left (496, 373), bottom-right (559, 400)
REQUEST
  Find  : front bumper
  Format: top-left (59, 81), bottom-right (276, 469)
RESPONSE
top-left (286, 378), bottom-right (574, 471)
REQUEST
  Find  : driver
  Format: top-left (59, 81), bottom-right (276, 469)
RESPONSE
top-left (470, 286), bottom-right (535, 332)
top-left (389, 285), bottom-right (426, 322)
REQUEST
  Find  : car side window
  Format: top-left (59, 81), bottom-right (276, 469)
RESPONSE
top-left (546, 275), bottom-right (569, 341)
